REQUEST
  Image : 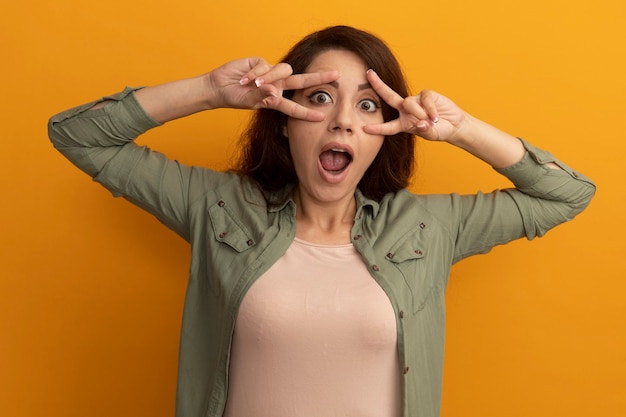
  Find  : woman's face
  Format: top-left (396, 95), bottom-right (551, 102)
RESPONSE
top-left (285, 49), bottom-right (385, 206)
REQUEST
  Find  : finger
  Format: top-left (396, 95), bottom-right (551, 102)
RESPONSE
top-left (402, 95), bottom-right (430, 121)
top-left (267, 96), bottom-right (326, 122)
top-left (414, 122), bottom-right (440, 140)
top-left (366, 69), bottom-right (404, 109)
top-left (281, 70), bottom-right (341, 90)
top-left (419, 90), bottom-right (439, 123)
top-left (362, 119), bottom-right (403, 136)
top-left (249, 62), bottom-right (294, 87)
top-left (238, 57), bottom-right (273, 86)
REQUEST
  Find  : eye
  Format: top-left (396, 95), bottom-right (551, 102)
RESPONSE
top-left (358, 98), bottom-right (379, 113)
top-left (308, 91), bottom-right (333, 105)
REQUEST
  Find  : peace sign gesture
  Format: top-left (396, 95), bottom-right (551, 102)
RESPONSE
top-left (208, 57), bottom-right (340, 121)
top-left (363, 69), bottom-right (467, 142)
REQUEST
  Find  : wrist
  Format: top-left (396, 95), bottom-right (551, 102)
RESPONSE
top-left (202, 72), bottom-right (221, 110)
top-left (447, 113), bottom-right (477, 149)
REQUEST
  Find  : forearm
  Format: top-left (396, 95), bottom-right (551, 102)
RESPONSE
top-left (90, 74), bottom-right (214, 124)
top-left (48, 88), bottom-right (161, 176)
top-left (448, 139), bottom-right (596, 260)
top-left (132, 74), bottom-right (215, 123)
top-left (450, 114), bottom-right (560, 170)
top-left (495, 138), bottom-right (596, 227)
top-left (50, 71), bottom-right (220, 158)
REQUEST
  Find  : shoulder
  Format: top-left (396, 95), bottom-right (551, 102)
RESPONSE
top-left (361, 189), bottom-right (460, 241)
top-left (186, 169), bottom-right (266, 206)
top-left (378, 189), bottom-right (461, 220)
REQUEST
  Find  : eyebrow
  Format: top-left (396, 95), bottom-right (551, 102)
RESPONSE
top-left (327, 81), bottom-right (373, 91)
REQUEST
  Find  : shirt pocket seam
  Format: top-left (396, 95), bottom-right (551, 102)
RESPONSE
top-left (208, 200), bottom-right (256, 253)
top-left (386, 229), bottom-right (433, 314)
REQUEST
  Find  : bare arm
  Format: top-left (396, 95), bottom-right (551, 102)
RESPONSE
top-left (364, 69), bottom-right (560, 170)
top-left (92, 58), bottom-right (340, 124)
top-left (447, 113), bottom-right (561, 170)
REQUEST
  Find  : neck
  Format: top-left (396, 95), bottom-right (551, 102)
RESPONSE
top-left (292, 188), bottom-right (356, 245)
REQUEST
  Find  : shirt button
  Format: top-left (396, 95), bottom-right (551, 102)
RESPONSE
top-left (572, 171), bottom-right (579, 178)
top-left (403, 366), bottom-right (410, 375)
top-left (414, 249), bottom-right (423, 256)
top-left (372, 264), bottom-right (380, 272)
top-left (219, 232), bottom-right (227, 239)
top-left (218, 200), bottom-right (225, 207)
top-left (246, 239), bottom-right (254, 246)
top-left (419, 222), bottom-right (426, 229)
top-left (399, 310), bottom-right (405, 319)
top-left (353, 234), bottom-right (362, 240)
top-left (386, 252), bottom-right (394, 259)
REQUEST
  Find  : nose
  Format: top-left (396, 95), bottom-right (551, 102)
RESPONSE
top-left (328, 101), bottom-right (354, 134)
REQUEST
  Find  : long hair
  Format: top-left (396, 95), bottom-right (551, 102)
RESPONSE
top-left (234, 25), bottom-right (415, 202)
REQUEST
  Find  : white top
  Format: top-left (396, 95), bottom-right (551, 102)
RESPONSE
top-left (223, 238), bottom-right (401, 417)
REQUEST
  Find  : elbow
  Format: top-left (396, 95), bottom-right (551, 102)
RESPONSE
top-left (577, 182), bottom-right (597, 214)
top-left (47, 111), bottom-right (75, 151)
top-left (47, 113), bottom-right (95, 175)
top-left (564, 181), bottom-right (597, 221)
top-left (48, 116), bottom-right (63, 149)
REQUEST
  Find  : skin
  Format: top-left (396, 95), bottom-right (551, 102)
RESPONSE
top-left (284, 50), bottom-right (386, 244)
top-left (110, 47), bottom-right (559, 245)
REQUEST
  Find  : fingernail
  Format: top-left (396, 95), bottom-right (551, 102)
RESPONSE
top-left (432, 117), bottom-right (439, 124)
top-left (239, 77), bottom-right (249, 85)
top-left (417, 121), bottom-right (428, 129)
top-left (254, 78), bottom-right (265, 87)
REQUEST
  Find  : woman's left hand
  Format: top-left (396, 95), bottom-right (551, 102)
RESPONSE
top-left (363, 69), bottom-right (467, 142)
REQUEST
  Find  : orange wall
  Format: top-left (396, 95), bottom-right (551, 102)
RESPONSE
top-left (2, 1), bottom-right (624, 416)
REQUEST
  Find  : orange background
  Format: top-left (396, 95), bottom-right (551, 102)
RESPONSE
top-left (1, 0), bottom-right (624, 416)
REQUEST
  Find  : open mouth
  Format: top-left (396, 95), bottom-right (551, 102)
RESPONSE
top-left (319, 148), bottom-right (353, 174)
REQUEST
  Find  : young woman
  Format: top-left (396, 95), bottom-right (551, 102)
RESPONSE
top-left (49, 25), bottom-right (595, 417)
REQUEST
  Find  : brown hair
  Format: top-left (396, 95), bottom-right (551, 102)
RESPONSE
top-left (234, 25), bottom-right (415, 202)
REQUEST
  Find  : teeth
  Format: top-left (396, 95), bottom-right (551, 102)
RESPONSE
top-left (331, 148), bottom-right (347, 152)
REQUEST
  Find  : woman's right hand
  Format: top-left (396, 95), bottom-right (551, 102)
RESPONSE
top-left (206, 57), bottom-right (340, 121)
